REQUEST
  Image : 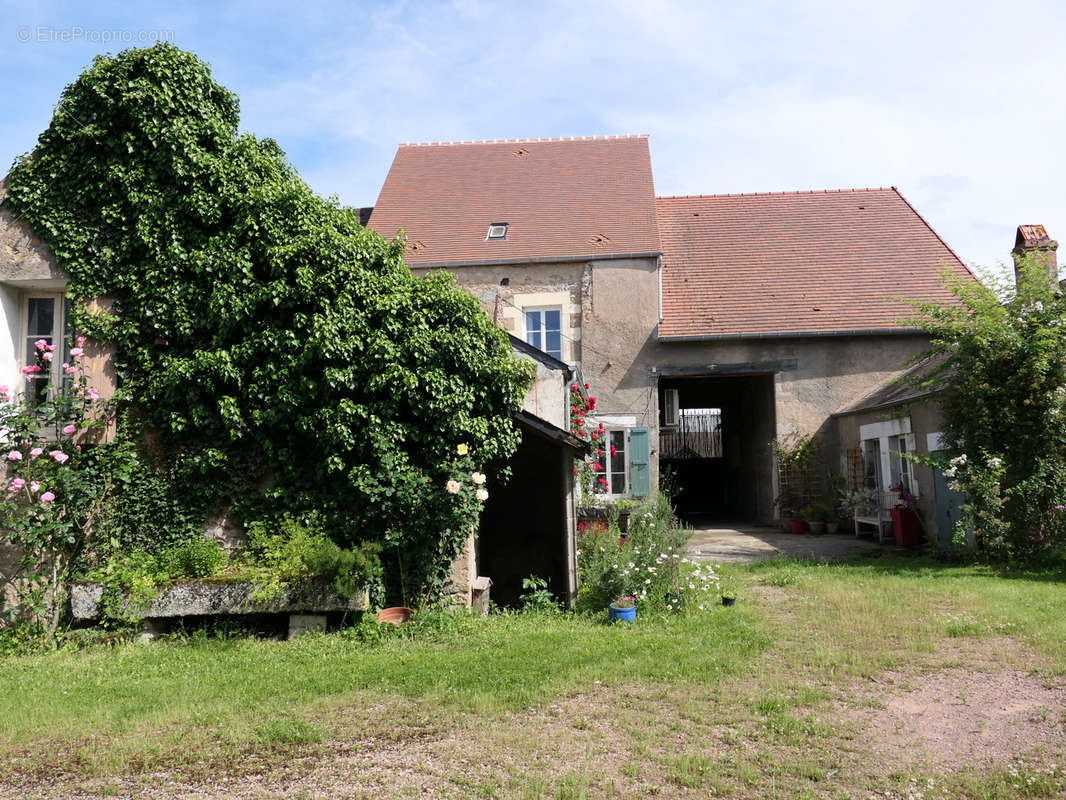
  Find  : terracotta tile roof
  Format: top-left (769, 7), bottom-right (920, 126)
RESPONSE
top-left (656, 188), bottom-right (975, 339)
top-left (368, 136), bottom-right (660, 266)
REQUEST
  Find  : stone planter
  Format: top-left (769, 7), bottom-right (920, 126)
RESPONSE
top-left (71, 578), bottom-right (369, 621)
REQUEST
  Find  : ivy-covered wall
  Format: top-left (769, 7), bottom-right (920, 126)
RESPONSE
top-left (3, 44), bottom-right (534, 600)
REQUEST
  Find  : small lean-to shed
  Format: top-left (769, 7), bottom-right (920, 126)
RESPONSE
top-left (832, 358), bottom-right (958, 546)
top-left (475, 336), bottom-right (587, 607)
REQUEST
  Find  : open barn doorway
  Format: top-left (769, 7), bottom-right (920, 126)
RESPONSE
top-left (659, 374), bottom-right (776, 524)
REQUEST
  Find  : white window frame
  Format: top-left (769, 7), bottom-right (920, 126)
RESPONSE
top-left (594, 427), bottom-right (629, 497)
top-left (859, 417), bottom-right (919, 500)
top-left (523, 306), bottom-right (563, 361)
top-left (19, 291), bottom-right (69, 404)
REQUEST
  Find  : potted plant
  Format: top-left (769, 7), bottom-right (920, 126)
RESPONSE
top-left (608, 594), bottom-right (637, 623)
top-left (774, 487), bottom-right (805, 534)
top-left (807, 501), bottom-right (832, 534)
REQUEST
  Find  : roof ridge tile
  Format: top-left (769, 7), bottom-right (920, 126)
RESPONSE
top-left (656, 187), bottom-right (894, 201)
top-left (398, 134), bottom-right (649, 147)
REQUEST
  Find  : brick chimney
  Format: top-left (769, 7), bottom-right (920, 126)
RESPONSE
top-left (1011, 224), bottom-right (1059, 289)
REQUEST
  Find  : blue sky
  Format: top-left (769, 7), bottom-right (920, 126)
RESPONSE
top-left (3, 0), bottom-right (1064, 276)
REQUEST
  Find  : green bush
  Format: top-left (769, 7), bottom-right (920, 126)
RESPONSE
top-left (906, 255), bottom-right (1066, 559)
top-left (575, 494), bottom-right (704, 613)
top-left (5, 43), bottom-right (533, 604)
top-left (243, 513), bottom-right (382, 602)
top-left (160, 537), bottom-right (228, 579)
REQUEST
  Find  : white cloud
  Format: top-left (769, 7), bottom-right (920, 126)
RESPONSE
top-left (4, 0), bottom-right (1065, 274)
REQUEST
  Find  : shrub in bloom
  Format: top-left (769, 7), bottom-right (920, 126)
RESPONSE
top-left (7, 450), bottom-right (21, 461)
top-left (49, 450), bottom-right (69, 464)
top-left (62, 424), bottom-right (77, 435)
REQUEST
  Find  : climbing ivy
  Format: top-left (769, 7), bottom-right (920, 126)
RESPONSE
top-left (5, 44), bottom-right (533, 601)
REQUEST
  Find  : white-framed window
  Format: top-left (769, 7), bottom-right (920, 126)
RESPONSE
top-left (20, 292), bottom-right (69, 406)
top-left (595, 428), bottom-right (628, 496)
top-left (858, 417), bottom-right (919, 500)
top-left (524, 306), bottom-right (563, 361)
top-left (887, 433), bottom-right (914, 494)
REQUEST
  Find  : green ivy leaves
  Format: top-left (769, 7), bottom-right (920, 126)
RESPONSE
top-left (6, 43), bottom-right (534, 601)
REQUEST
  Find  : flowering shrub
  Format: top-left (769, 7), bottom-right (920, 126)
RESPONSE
top-left (570, 381), bottom-right (608, 499)
top-left (940, 453), bottom-right (1013, 552)
top-left (906, 254), bottom-right (1066, 559)
top-left (0, 339), bottom-right (117, 631)
top-left (574, 493), bottom-right (714, 613)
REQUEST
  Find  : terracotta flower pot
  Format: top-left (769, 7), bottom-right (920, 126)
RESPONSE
top-left (789, 518), bottom-right (806, 534)
top-left (376, 606), bottom-right (414, 625)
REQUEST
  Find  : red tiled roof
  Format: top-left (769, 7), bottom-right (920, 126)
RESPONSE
top-left (657, 188), bottom-right (975, 339)
top-left (368, 136), bottom-right (660, 266)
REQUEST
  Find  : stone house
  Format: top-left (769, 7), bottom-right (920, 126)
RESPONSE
top-left (367, 136), bottom-right (976, 526)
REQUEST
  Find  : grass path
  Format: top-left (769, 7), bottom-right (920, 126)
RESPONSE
top-left (2, 554), bottom-right (1065, 799)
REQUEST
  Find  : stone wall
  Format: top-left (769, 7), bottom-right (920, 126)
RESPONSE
top-left (413, 260), bottom-right (585, 363)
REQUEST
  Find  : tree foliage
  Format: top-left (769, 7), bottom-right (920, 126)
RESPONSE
top-left (905, 257), bottom-right (1066, 558)
top-left (5, 44), bottom-right (533, 600)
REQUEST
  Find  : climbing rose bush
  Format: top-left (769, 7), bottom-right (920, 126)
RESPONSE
top-left (906, 255), bottom-right (1066, 559)
top-left (570, 381), bottom-right (607, 499)
top-left (0, 339), bottom-right (117, 632)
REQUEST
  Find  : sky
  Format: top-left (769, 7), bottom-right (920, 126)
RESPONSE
top-left (3, 0), bottom-right (1065, 278)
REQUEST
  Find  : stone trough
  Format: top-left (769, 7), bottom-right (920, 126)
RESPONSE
top-left (71, 579), bottom-right (369, 640)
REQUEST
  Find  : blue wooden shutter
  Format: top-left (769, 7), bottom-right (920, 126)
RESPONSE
top-left (629, 427), bottom-right (651, 498)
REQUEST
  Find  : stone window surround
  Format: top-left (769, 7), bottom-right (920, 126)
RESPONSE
top-left (506, 289), bottom-right (580, 364)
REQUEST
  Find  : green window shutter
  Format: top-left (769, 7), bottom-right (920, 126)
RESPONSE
top-left (629, 426), bottom-right (651, 498)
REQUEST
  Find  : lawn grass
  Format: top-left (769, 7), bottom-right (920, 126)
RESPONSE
top-left (2, 552), bottom-right (1065, 798)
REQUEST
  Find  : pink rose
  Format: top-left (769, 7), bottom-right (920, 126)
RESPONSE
top-left (6, 450), bottom-right (21, 461)
top-left (88, 388), bottom-right (100, 400)
top-left (8, 478), bottom-right (25, 493)
top-left (49, 450), bottom-right (69, 464)
top-left (21, 365), bottom-right (41, 375)
top-left (29, 481), bottom-right (39, 493)
top-left (40, 492), bottom-right (55, 504)
top-left (76, 336), bottom-right (86, 347)
top-left (34, 339), bottom-right (48, 352)
top-left (69, 347), bottom-right (84, 358)
top-left (64, 366), bottom-right (77, 376)
top-left (29, 447), bottom-right (42, 458)
top-left (42, 352), bottom-right (53, 362)
top-left (62, 424), bottom-right (77, 435)
top-left (45, 344), bottom-right (56, 353)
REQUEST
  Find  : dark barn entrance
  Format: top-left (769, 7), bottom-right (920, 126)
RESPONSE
top-left (659, 374), bottom-right (776, 523)
top-left (477, 412), bottom-right (582, 607)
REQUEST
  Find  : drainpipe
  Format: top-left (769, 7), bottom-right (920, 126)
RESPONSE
top-left (657, 255), bottom-right (663, 321)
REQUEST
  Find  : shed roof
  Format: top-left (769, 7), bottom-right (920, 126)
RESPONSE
top-left (656, 188), bottom-right (975, 340)
top-left (368, 136), bottom-right (660, 267)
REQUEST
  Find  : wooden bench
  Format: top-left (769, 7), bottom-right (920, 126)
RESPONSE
top-left (853, 491), bottom-right (895, 543)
